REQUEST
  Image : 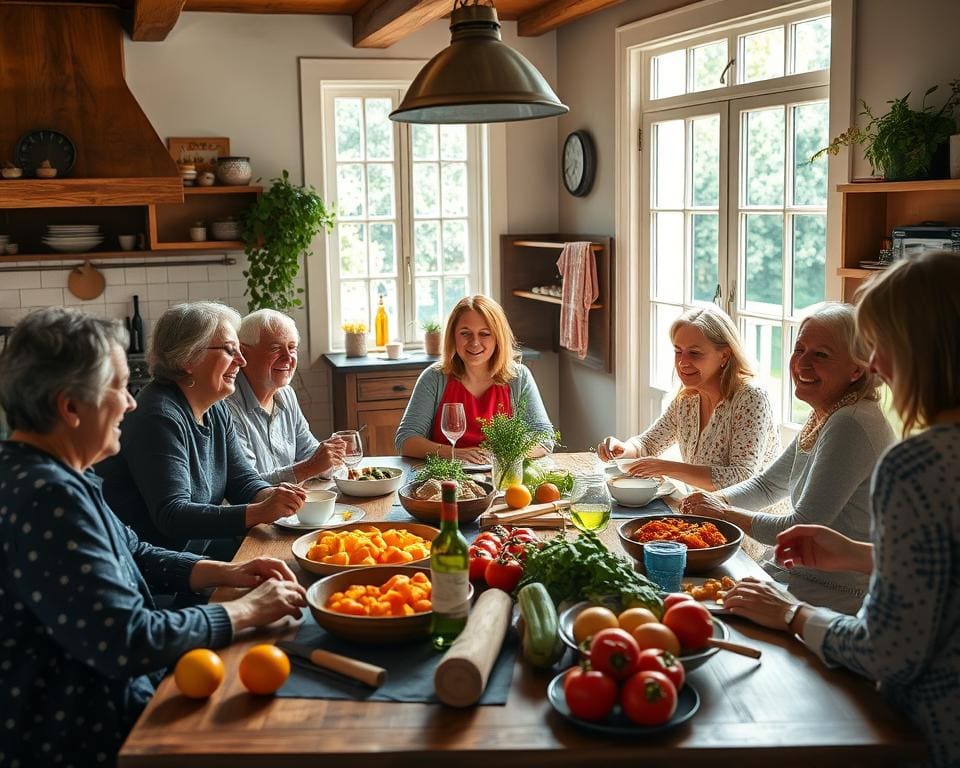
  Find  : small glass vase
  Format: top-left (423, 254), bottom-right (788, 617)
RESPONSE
top-left (492, 455), bottom-right (523, 491)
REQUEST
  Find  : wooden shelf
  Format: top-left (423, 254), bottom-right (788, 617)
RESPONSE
top-left (0, 177), bottom-right (183, 208)
top-left (183, 185), bottom-right (261, 196)
top-left (512, 239), bottom-right (604, 252)
top-left (837, 267), bottom-right (880, 278)
top-left (0, 248), bottom-right (241, 264)
top-left (838, 179), bottom-right (960, 194)
top-left (512, 289), bottom-right (603, 309)
top-left (152, 240), bottom-right (244, 251)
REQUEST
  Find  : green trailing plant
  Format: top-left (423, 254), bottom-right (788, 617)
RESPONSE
top-left (478, 398), bottom-right (559, 471)
top-left (240, 170), bottom-right (336, 311)
top-left (812, 79), bottom-right (960, 180)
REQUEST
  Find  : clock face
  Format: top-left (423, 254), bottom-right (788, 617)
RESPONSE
top-left (562, 131), bottom-right (595, 197)
top-left (15, 129), bottom-right (77, 177)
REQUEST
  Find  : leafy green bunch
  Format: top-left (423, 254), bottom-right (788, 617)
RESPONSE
top-left (478, 398), bottom-right (558, 469)
top-left (422, 320), bottom-right (442, 333)
top-left (240, 170), bottom-right (336, 311)
top-left (414, 453), bottom-right (469, 484)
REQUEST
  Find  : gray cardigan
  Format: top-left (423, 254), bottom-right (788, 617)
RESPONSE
top-left (394, 363), bottom-right (556, 453)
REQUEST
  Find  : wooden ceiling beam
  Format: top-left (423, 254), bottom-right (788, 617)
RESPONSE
top-left (183, 0), bottom-right (361, 11)
top-left (352, 0), bottom-right (450, 49)
top-left (131, 0), bottom-right (185, 40)
top-left (517, 0), bottom-right (624, 36)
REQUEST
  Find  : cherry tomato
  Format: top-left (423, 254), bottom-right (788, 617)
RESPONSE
top-left (503, 541), bottom-right (530, 561)
top-left (485, 555), bottom-right (523, 592)
top-left (635, 648), bottom-right (685, 691)
top-left (620, 670), bottom-right (677, 726)
top-left (588, 627), bottom-right (641, 681)
top-left (662, 601), bottom-right (714, 652)
top-left (468, 549), bottom-right (493, 582)
top-left (470, 538), bottom-right (499, 557)
top-left (563, 667), bottom-right (618, 722)
top-left (662, 592), bottom-right (696, 611)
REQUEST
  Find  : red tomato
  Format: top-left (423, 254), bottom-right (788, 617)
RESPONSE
top-left (474, 532), bottom-right (502, 548)
top-left (563, 667), bottom-right (618, 722)
top-left (588, 628), bottom-right (641, 681)
top-left (485, 556), bottom-right (523, 592)
top-left (662, 592), bottom-right (696, 611)
top-left (621, 670), bottom-right (677, 726)
top-left (470, 538), bottom-right (499, 557)
top-left (507, 527), bottom-right (538, 541)
top-left (635, 648), bottom-right (685, 691)
top-left (662, 601), bottom-right (714, 651)
top-left (468, 549), bottom-right (493, 582)
top-left (503, 541), bottom-right (530, 561)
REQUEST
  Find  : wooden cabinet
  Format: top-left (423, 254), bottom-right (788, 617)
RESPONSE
top-left (499, 234), bottom-right (614, 372)
top-left (837, 179), bottom-right (960, 301)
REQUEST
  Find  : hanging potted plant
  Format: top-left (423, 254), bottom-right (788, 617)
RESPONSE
top-left (812, 78), bottom-right (960, 181)
top-left (422, 320), bottom-right (442, 356)
top-left (239, 170), bottom-right (336, 311)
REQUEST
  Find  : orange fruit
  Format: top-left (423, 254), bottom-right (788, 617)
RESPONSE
top-left (534, 482), bottom-right (561, 503)
top-left (504, 484), bottom-right (532, 510)
top-left (238, 644), bottom-right (291, 695)
top-left (617, 607), bottom-right (659, 634)
top-left (174, 649), bottom-right (225, 699)
top-left (631, 622), bottom-right (682, 656)
top-left (572, 605), bottom-right (619, 645)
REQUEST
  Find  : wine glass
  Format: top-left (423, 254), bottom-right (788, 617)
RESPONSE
top-left (569, 475), bottom-right (612, 533)
top-left (332, 430), bottom-right (363, 473)
top-left (440, 403), bottom-right (467, 460)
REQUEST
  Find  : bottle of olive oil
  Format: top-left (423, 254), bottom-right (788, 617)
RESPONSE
top-left (430, 480), bottom-right (470, 650)
top-left (375, 294), bottom-right (389, 348)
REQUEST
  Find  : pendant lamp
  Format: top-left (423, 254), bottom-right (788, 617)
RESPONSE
top-left (389, 0), bottom-right (568, 124)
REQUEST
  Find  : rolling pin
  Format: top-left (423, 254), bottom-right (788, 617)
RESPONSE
top-left (277, 641), bottom-right (387, 687)
top-left (434, 588), bottom-right (513, 707)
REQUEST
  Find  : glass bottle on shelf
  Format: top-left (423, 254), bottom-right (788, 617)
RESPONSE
top-left (375, 294), bottom-right (389, 347)
top-left (129, 295), bottom-right (144, 354)
top-left (430, 480), bottom-right (470, 650)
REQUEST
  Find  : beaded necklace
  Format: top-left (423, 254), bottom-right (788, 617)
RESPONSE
top-left (797, 389), bottom-right (875, 453)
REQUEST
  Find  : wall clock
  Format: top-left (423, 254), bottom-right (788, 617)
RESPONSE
top-left (562, 130), bottom-right (596, 197)
top-left (15, 129), bottom-right (77, 177)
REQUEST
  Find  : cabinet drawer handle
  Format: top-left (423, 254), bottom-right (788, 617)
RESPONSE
top-left (392, 384), bottom-right (408, 392)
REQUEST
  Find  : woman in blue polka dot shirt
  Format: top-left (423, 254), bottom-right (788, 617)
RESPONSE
top-left (0, 308), bottom-right (308, 767)
top-left (722, 250), bottom-right (960, 767)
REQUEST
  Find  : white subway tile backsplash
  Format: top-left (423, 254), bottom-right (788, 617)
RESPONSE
top-left (104, 268), bottom-right (126, 286)
top-left (228, 279), bottom-right (247, 298)
top-left (0, 290), bottom-right (22, 309)
top-left (2, 272), bottom-right (43, 290)
top-left (188, 281), bottom-right (228, 301)
top-left (124, 267), bottom-right (147, 284)
top-left (63, 291), bottom-right (103, 307)
top-left (206, 265), bottom-right (230, 281)
top-left (40, 269), bottom-right (71, 289)
top-left (104, 285), bottom-right (147, 304)
top-left (167, 265), bottom-right (209, 283)
top-left (20, 288), bottom-right (64, 306)
top-left (145, 267), bottom-right (168, 284)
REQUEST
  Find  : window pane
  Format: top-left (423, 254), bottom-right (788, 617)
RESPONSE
top-left (334, 98), bottom-right (363, 161)
top-left (414, 221), bottom-right (440, 273)
top-left (691, 213), bottom-right (719, 303)
top-left (741, 27), bottom-right (784, 83)
top-left (443, 277), bottom-right (468, 316)
top-left (791, 16), bottom-right (830, 74)
top-left (369, 280), bottom-right (399, 341)
top-left (336, 164), bottom-right (365, 218)
top-left (652, 49), bottom-right (686, 99)
top-left (692, 41), bottom-right (727, 92)
top-left (744, 213), bottom-right (783, 313)
top-left (653, 120), bottom-right (684, 209)
top-left (364, 98), bottom-right (393, 161)
top-left (369, 223), bottom-right (396, 277)
top-left (416, 277), bottom-right (441, 329)
top-left (653, 211), bottom-right (684, 302)
top-left (793, 101), bottom-right (829, 206)
top-left (653, 303), bottom-right (683, 391)
top-left (792, 214), bottom-right (826, 312)
top-left (341, 281), bottom-right (369, 328)
top-left (338, 223), bottom-right (367, 278)
top-left (744, 107), bottom-right (785, 207)
top-left (691, 115), bottom-right (719, 207)
top-left (413, 162), bottom-right (440, 218)
top-left (442, 220), bottom-right (468, 272)
top-left (742, 318), bottom-right (784, 424)
top-left (441, 162), bottom-right (468, 217)
top-left (412, 124), bottom-right (438, 161)
top-left (366, 164), bottom-right (395, 218)
top-left (440, 125), bottom-right (467, 161)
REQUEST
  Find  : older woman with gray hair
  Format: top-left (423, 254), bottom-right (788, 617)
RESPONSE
top-left (97, 301), bottom-right (305, 558)
top-left (681, 302), bottom-right (895, 613)
top-left (0, 308), bottom-right (306, 767)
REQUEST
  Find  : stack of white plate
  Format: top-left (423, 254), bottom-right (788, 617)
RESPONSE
top-left (43, 224), bottom-right (104, 253)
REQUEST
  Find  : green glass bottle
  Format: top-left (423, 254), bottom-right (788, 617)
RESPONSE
top-left (430, 480), bottom-right (470, 650)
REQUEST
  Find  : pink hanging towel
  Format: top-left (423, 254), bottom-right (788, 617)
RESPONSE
top-left (556, 241), bottom-right (598, 359)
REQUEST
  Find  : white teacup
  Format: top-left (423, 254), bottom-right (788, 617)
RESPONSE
top-left (118, 234), bottom-right (136, 251)
top-left (385, 341), bottom-right (404, 359)
top-left (297, 489), bottom-right (337, 526)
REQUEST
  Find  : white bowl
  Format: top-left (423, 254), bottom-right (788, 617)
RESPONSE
top-left (298, 489), bottom-right (337, 525)
top-left (607, 476), bottom-right (660, 506)
top-left (334, 466), bottom-right (404, 498)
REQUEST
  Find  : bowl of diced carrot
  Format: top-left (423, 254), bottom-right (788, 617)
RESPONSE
top-left (306, 566), bottom-right (472, 643)
top-left (291, 521), bottom-right (438, 576)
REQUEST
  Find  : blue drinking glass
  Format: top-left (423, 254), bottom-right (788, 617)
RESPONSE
top-left (643, 540), bottom-right (687, 592)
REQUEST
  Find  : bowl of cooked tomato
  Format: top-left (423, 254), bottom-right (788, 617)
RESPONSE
top-left (291, 521), bottom-right (438, 576)
top-left (617, 515), bottom-right (743, 574)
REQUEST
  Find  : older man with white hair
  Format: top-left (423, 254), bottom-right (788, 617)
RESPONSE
top-left (227, 309), bottom-right (343, 484)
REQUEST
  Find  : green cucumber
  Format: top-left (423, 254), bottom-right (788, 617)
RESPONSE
top-left (517, 582), bottom-right (564, 669)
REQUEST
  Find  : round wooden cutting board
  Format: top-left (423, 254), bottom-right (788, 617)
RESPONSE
top-left (67, 260), bottom-right (106, 300)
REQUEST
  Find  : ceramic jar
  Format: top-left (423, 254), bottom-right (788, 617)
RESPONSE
top-left (216, 156), bottom-right (252, 186)
top-left (211, 218), bottom-right (240, 240)
top-left (344, 332), bottom-right (367, 358)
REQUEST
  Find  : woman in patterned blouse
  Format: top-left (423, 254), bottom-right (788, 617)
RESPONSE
top-left (597, 305), bottom-right (779, 491)
top-left (0, 308), bottom-right (307, 767)
top-left (723, 250), bottom-right (960, 767)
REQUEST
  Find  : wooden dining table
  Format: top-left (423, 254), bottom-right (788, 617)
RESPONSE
top-left (119, 454), bottom-right (926, 768)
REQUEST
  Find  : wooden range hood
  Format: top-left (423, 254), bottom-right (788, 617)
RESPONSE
top-left (0, 3), bottom-right (182, 209)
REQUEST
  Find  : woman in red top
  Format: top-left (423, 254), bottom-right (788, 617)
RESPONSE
top-left (395, 295), bottom-right (555, 463)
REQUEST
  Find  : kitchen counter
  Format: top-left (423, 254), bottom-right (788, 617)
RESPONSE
top-left (322, 347), bottom-right (541, 374)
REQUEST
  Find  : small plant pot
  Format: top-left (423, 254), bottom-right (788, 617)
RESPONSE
top-left (344, 332), bottom-right (368, 358)
top-left (424, 330), bottom-right (442, 356)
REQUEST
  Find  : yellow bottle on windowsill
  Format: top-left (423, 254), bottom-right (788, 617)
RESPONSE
top-left (375, 295), bottom-right (389, 347)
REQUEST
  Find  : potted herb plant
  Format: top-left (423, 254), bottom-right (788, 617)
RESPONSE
top-left (422, 320), bottom-right (442, 356)
top-left (240, 170), bottom-right (336, 311)
top-left (812, 78), bottom-right (960, 180)
top-left (479, 399), bottom-right (559, 490)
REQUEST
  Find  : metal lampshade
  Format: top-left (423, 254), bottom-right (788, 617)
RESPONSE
top-left (389, 1), bottom-right (568, 124)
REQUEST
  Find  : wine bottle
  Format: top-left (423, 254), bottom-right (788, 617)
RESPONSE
top-left (129, 294), bottom-right (144, 354)
top-left (430, 480), bottom-right (470, 650)
top-left (375, 294), bottom-right (388, 348)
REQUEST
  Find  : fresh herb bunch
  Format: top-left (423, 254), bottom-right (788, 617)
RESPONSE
top-left (422, 320), bottom-right (442, 333)
top-left (478, 398), bottom-right (559, 469)
top-left (517, 531), bottom-right (663, 617)
top-left (414, 453), bottom-right (469, 484)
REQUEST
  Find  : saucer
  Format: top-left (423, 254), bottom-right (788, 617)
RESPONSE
top-left (274, 505), bottom-right (365, 530)
top-left (377, 354), bottom-right (410, 360)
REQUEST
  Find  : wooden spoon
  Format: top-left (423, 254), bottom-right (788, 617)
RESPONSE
top-left (67, 260), bottom-right (105, 300)
top-left (707, 637), bottom-right (762, 659)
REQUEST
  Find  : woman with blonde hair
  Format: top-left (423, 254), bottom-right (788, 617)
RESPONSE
top-left (396, 295), bottom-right (555, 463)
top-left (598, 305), bottom-right (779, 491)
top-left (722, 250), bottom-right (960, 766)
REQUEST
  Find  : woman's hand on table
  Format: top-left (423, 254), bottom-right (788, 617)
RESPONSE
top-left (679, 491), bottom-right (728, 517)
top-left (597, 436), bottom-right (633, 462)
top-left (189, 556), bottom-right (297, 591)
top-left (454, 446), bottom-right (491, 464)
top-left (247, 483), bottom-right (306, 526)
top-left (620, 457), bottom-right (668, 478)
top-left (222, 577), bottom-right (307, 633)
top-left (723, 577), bottom-right (799, 632)
top-left (776, 524), bottom-right (874, 575)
